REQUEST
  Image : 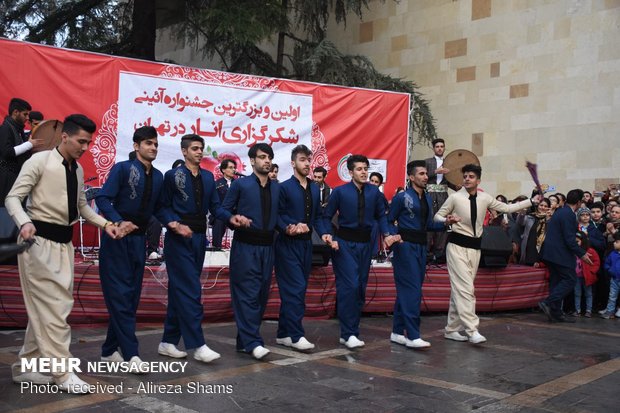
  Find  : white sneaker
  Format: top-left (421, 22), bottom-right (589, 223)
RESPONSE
top-left (251, 345), bottom-right (270, 360)
top-left (598, 309), bottom-right (607, 315)
top-left (390, 333), bottom-right (407, 345)
top-left (56, 373), bottom-right (91, 394)
top-left (339, 336), bottom-right (365, 349)
top-left (291, 337), bottom-right (315, 351)
top-left (468, 332), bottom-right (487, 344)
top-left (148, 251), bottom-right (160, 260)
top-left (194, 344), bottom-right (221, 363)
top-left (615, 309), bottom-right (620, 318)
top-left (128, 356), bottom-right (149, 374)
top-left (275, 337), bottom-right (292, 347)
top-left (12, 371), bottom-right (54, 384)
top-left (158, 342), bottom-right (188, 358)
top-left (101, 351), bottom-right (123, 362)
top-left (444, 331), bottom-right (468, 342)
top-left (406, 338), bottom-right (431, 349)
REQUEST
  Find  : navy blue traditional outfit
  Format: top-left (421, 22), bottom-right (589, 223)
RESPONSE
top-left (157, 165), bottom-right (231, 350)
top-left (320, 182), bottom-right (389, 341)
top-left (211, 177), bottom-right (234, 248)
top-left (96, 159), bottom-right (163, 360)
top-left (275, 176), bottom-right (322, 343)
top-left (222, 174), bottom-right (279, 353)
top-left (388, 188), bottom-right (445, 340)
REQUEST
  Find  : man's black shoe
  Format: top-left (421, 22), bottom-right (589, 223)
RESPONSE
top-left (538, 301), bottom-right (553, 322)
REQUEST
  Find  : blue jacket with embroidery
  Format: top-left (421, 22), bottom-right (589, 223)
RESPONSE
top-left (157, 165), bottom-right (230, 226)
top-left (95, 159), bottom-right (163, 225)
top-left (388, 188), bottom-right (445, 234)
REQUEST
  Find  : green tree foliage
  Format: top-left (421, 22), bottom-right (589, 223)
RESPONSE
top-left (1, 0), bottom-right (437, 146)
top-left (0, 0), bottom-right (134, 55)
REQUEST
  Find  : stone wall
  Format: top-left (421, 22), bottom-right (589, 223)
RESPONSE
top-left (326, 0), bottom-right (620, 198)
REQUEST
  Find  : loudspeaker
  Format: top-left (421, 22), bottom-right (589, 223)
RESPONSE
top-left (311, 229), bottom-right (331, 266)
top-left (480, 226), bottom-right (512, 267)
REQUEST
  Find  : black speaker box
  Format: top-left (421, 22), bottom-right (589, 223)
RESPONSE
top-left (480, 226), bottom-right (512, 268)
top-left (311, 229), bottom-right (331, 266)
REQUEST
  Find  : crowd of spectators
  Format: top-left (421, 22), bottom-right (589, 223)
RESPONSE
top-left (487, 185), bottom-right (620, 317)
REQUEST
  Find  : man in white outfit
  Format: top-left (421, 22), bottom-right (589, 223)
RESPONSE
top-left (434, 164), bottom-right (538, 344)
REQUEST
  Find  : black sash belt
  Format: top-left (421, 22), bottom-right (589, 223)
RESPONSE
top-left (234, 229), bottom-right (275, 246)
top-left (448, 231), bottom-right (482, 250)
top-left (336, 227), bottom-right (371, 243)
top-left (31, 220), bottom-right (73, 243)
top-left (181, 214), bottom-right (206, 234)
top-left (281, 230), bottom-right (312, 241)
top-left (398, 228), bottom-right (427, 244)
top-left (122, 214), bottom-right (149, 235)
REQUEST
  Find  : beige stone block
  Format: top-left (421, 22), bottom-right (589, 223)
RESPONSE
top-left (374, 18), bottom-right (389, 37)
top-left (391, 35), bottom-right (408, 51)
top-left (595, 178), bottom-right (620, 192)
top-left (578, 106), bottom-right (613, 124)
top-left (554, 17), bottom-right (571, 40)
top-left (388, 51), bottom-right (402, 68)
top-left (472, 133), bottom-right (484, 156)
top-left (359, 21), bottom-right (373, 43)
top-left (445, 38), bottom-right (467, 58)
top-left (510, 84), bottom-right (529, 98)
top-left (479, 33), bottom-right (497, 52)
top-left (472, 0), bottom-right (492, 20)
top-left (490, 62), bottom-right (500, 77)
top-left (599, 41), bottom-right (620, 61)
top-left (456, 66), bottom-right (476, 82)
top-left (527, 23), bottom-right (541, 44)
top-left (479, 85), bottom-right (509, 102)
top-left (448, 93), bottom-right (466, 106)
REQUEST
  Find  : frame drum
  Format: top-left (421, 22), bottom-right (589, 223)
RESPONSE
top-left (442, 149), bottom-right (480, 187)
top-left (31, 119), bottom-right (64, 152)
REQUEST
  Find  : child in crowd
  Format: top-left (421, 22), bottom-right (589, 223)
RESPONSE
top-left (576, 207), bottom-right (606, 252)
top-left (600, 232), bottom-right (620, 319)
top-left (572, 231), bottom-right (600, 317)
top-left (590, 202), bottom-right (606, 232)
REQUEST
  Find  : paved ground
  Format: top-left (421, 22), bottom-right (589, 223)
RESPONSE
top-left (0, 310), bottom-right (619, 413)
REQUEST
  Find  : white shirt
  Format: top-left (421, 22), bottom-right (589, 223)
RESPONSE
top-left (435, 155), bottom-right (444, 184)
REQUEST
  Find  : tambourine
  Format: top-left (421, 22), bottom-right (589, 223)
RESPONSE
top-left (31, 119), bottom-right (64, 152)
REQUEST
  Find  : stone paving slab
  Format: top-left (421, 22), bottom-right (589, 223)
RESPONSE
top-left (0, 311), bottom-right (618, 412)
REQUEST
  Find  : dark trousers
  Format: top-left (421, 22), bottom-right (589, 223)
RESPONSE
top-left (274, 237), bottom-right (312, 341)
top-left (229, 241), bottom-right (274, 352)
top-left (391, 242), bottom-right (426, 339)
top-left (211, 219), bottom-right (227, 249)
top-left (99, 233), bottom-right (146, 359)
top-left (428, 191), bottom-right (448, 260)
top-left (331, 238), bottom-right (372, 340)
top-left (543, 261), bottom-right (577, 317)
top-left (145, 217), bottom-right (162, 255)
top-left (162, 231), bottom-right (207, 349)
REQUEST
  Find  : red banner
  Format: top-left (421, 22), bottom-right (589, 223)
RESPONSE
top-left (0, 39), bottom-right (409, 198)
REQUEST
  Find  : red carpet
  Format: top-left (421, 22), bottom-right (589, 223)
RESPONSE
top-left (0, 263), bottom-right (548, 328)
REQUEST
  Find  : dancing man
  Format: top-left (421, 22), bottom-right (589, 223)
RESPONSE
top-left (388, 160), bottom-right (457, 349)
top-left (222, 143), bottom-right (280, 360)
top-left (96, 126), bottom-right (163, 369)
top-left (275, 145), bottom-right (322, 351)
top-left (320, 154), bottom-right (399, 349)
top-left (434, 164), bottom-right (535, 344)
top-left (157, 134), bottom-right (248, 363)
top-left (6, 114), bottom-right (119, 393)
